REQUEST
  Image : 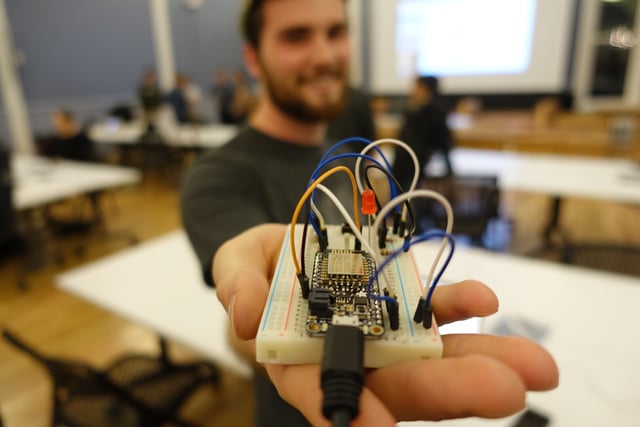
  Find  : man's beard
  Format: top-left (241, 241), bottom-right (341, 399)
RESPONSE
top-left (261, 66), bottom-right (348, 123)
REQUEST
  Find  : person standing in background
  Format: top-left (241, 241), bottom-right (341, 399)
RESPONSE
top-left (227, 68), bottom-right (255, 124)
top-left (137, 70), bottom-right (165, 126)
top-left (392, 75), bottom-right (454, 190)
top-left (166, 72), bottom-right (202, 124)
top-left (213, 68), bottom-right (254, 125)
top-left (210, 69), bottom-right (231, 123)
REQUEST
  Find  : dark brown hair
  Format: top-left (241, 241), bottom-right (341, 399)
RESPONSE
top-left (241, 0), bottom-right (347, 48)
top-left (241, 0), bottom-right (264, 48)
top-left (417, 75), bottom-right (440, 95)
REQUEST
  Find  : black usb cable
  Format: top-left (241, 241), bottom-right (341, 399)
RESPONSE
top-left (321, 324), bottom-right (365, 427)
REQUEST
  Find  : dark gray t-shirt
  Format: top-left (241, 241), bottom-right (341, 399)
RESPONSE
top-left (181, 126), bottom-right (349, 285)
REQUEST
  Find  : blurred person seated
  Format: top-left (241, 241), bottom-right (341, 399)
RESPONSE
top-left (392, 75), bottom-right (454, 191)
top-left (166, 72), bottom-right (202, 124)
top-left (137, 69), bottom-right (165, 125)
top-left (213, 68), bottom-right (254, 125)
top-left (532, 96), bottom-right (561, 129)
top-left (40, 109), bottom-right (97, 163)
top-left (210, 69), bottom-right (230, 123)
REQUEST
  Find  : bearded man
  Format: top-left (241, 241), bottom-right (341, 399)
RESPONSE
top-left (181, 1), bottom-right (558, 426)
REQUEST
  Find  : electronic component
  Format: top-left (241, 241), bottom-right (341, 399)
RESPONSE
top-left (256, 224), bottom-right (442, 368)
top-left (511, 409), bottom-right (550, 427)
top-left (306, 249), bottom-right (385, 338)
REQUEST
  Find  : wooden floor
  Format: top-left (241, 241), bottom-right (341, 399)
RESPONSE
top-left (0, 178), bottom-right (255, 427)
top-left (0, 172), bottom-right (638, 427)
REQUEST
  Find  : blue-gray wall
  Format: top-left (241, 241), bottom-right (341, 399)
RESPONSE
top-left (1, 0), bottom-right (244, 139)
top-left (170, 0), bottom-right (244, 95)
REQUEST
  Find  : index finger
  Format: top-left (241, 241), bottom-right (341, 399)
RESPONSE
top-left (432, 280), bottom-right (499, 325)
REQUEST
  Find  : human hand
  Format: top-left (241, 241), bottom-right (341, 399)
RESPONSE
top-left (213, 223), bottom-right (559, 427)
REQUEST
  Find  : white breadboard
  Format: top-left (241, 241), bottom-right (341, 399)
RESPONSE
top-left (256, 224), bottom-right (442, 368)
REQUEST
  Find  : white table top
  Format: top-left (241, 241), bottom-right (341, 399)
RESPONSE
top-left (55, 230), bottom-right (252, 379)
top-left (89, 121), bottom-right (239, 149)
top-left (12, 155), bottom-right (141, 210)
top-left (56, 229), bottom-right (640, 426)
top-left (448, 148), bottom-right (640, 205)
top-left (404, 242), bottom-right (640, 427)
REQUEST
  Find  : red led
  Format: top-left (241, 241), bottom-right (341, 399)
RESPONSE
top-left (361, 189), bottom-right (377, 215)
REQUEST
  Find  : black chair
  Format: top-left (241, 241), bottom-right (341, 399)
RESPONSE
top-left (40, 130), bottom-right (138, 260)
top-left (14, 187), bottom-right (138, 289)
top-left (419, 174), bottom-right (501, 247)
top-left (3, 329), bottom-right (220, 427)
top-left (108, 104), bottom-right (135, 123)
top-left (135, 125), bottom-right (182, 184)
top-left (8, 143), bottom-right (65, 288)
top-left (0, 149), bottom-right (15, 248)
top-left (0, 149), bottom-right (28, 262)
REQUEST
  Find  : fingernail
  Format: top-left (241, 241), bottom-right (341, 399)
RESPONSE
top-left (228, 294), bottom-right (237, 332)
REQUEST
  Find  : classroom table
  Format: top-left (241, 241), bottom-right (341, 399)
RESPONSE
top-left (12, 155), bottom-right (141, 211)
top-left (11, 155), bottom-right (141, 288)
top-left (449, 148), bottom-right (640, 205)
top-left (89, 120), bottom-right (239, 149)
top-left (56, 229), bottom-right (640, 426)
top-left (445, 148), bottom-right (640, 251)
top-left (403, 242), bottom-right (640, 427)
top-left (56, 230), bottom-right (252, 379)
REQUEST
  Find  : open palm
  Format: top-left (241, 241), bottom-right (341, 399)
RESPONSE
top-left (214, 224), bottom-right (558, 427)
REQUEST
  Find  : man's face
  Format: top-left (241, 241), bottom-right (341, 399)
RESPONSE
top-left (254, 0), bottom-right (350, 123)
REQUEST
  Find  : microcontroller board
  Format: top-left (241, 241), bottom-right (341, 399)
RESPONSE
top-left (256, 224), bottom-right (443, 368)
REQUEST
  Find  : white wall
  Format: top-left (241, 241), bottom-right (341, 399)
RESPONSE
top-left (368, 0), bottom-right (577, 95)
